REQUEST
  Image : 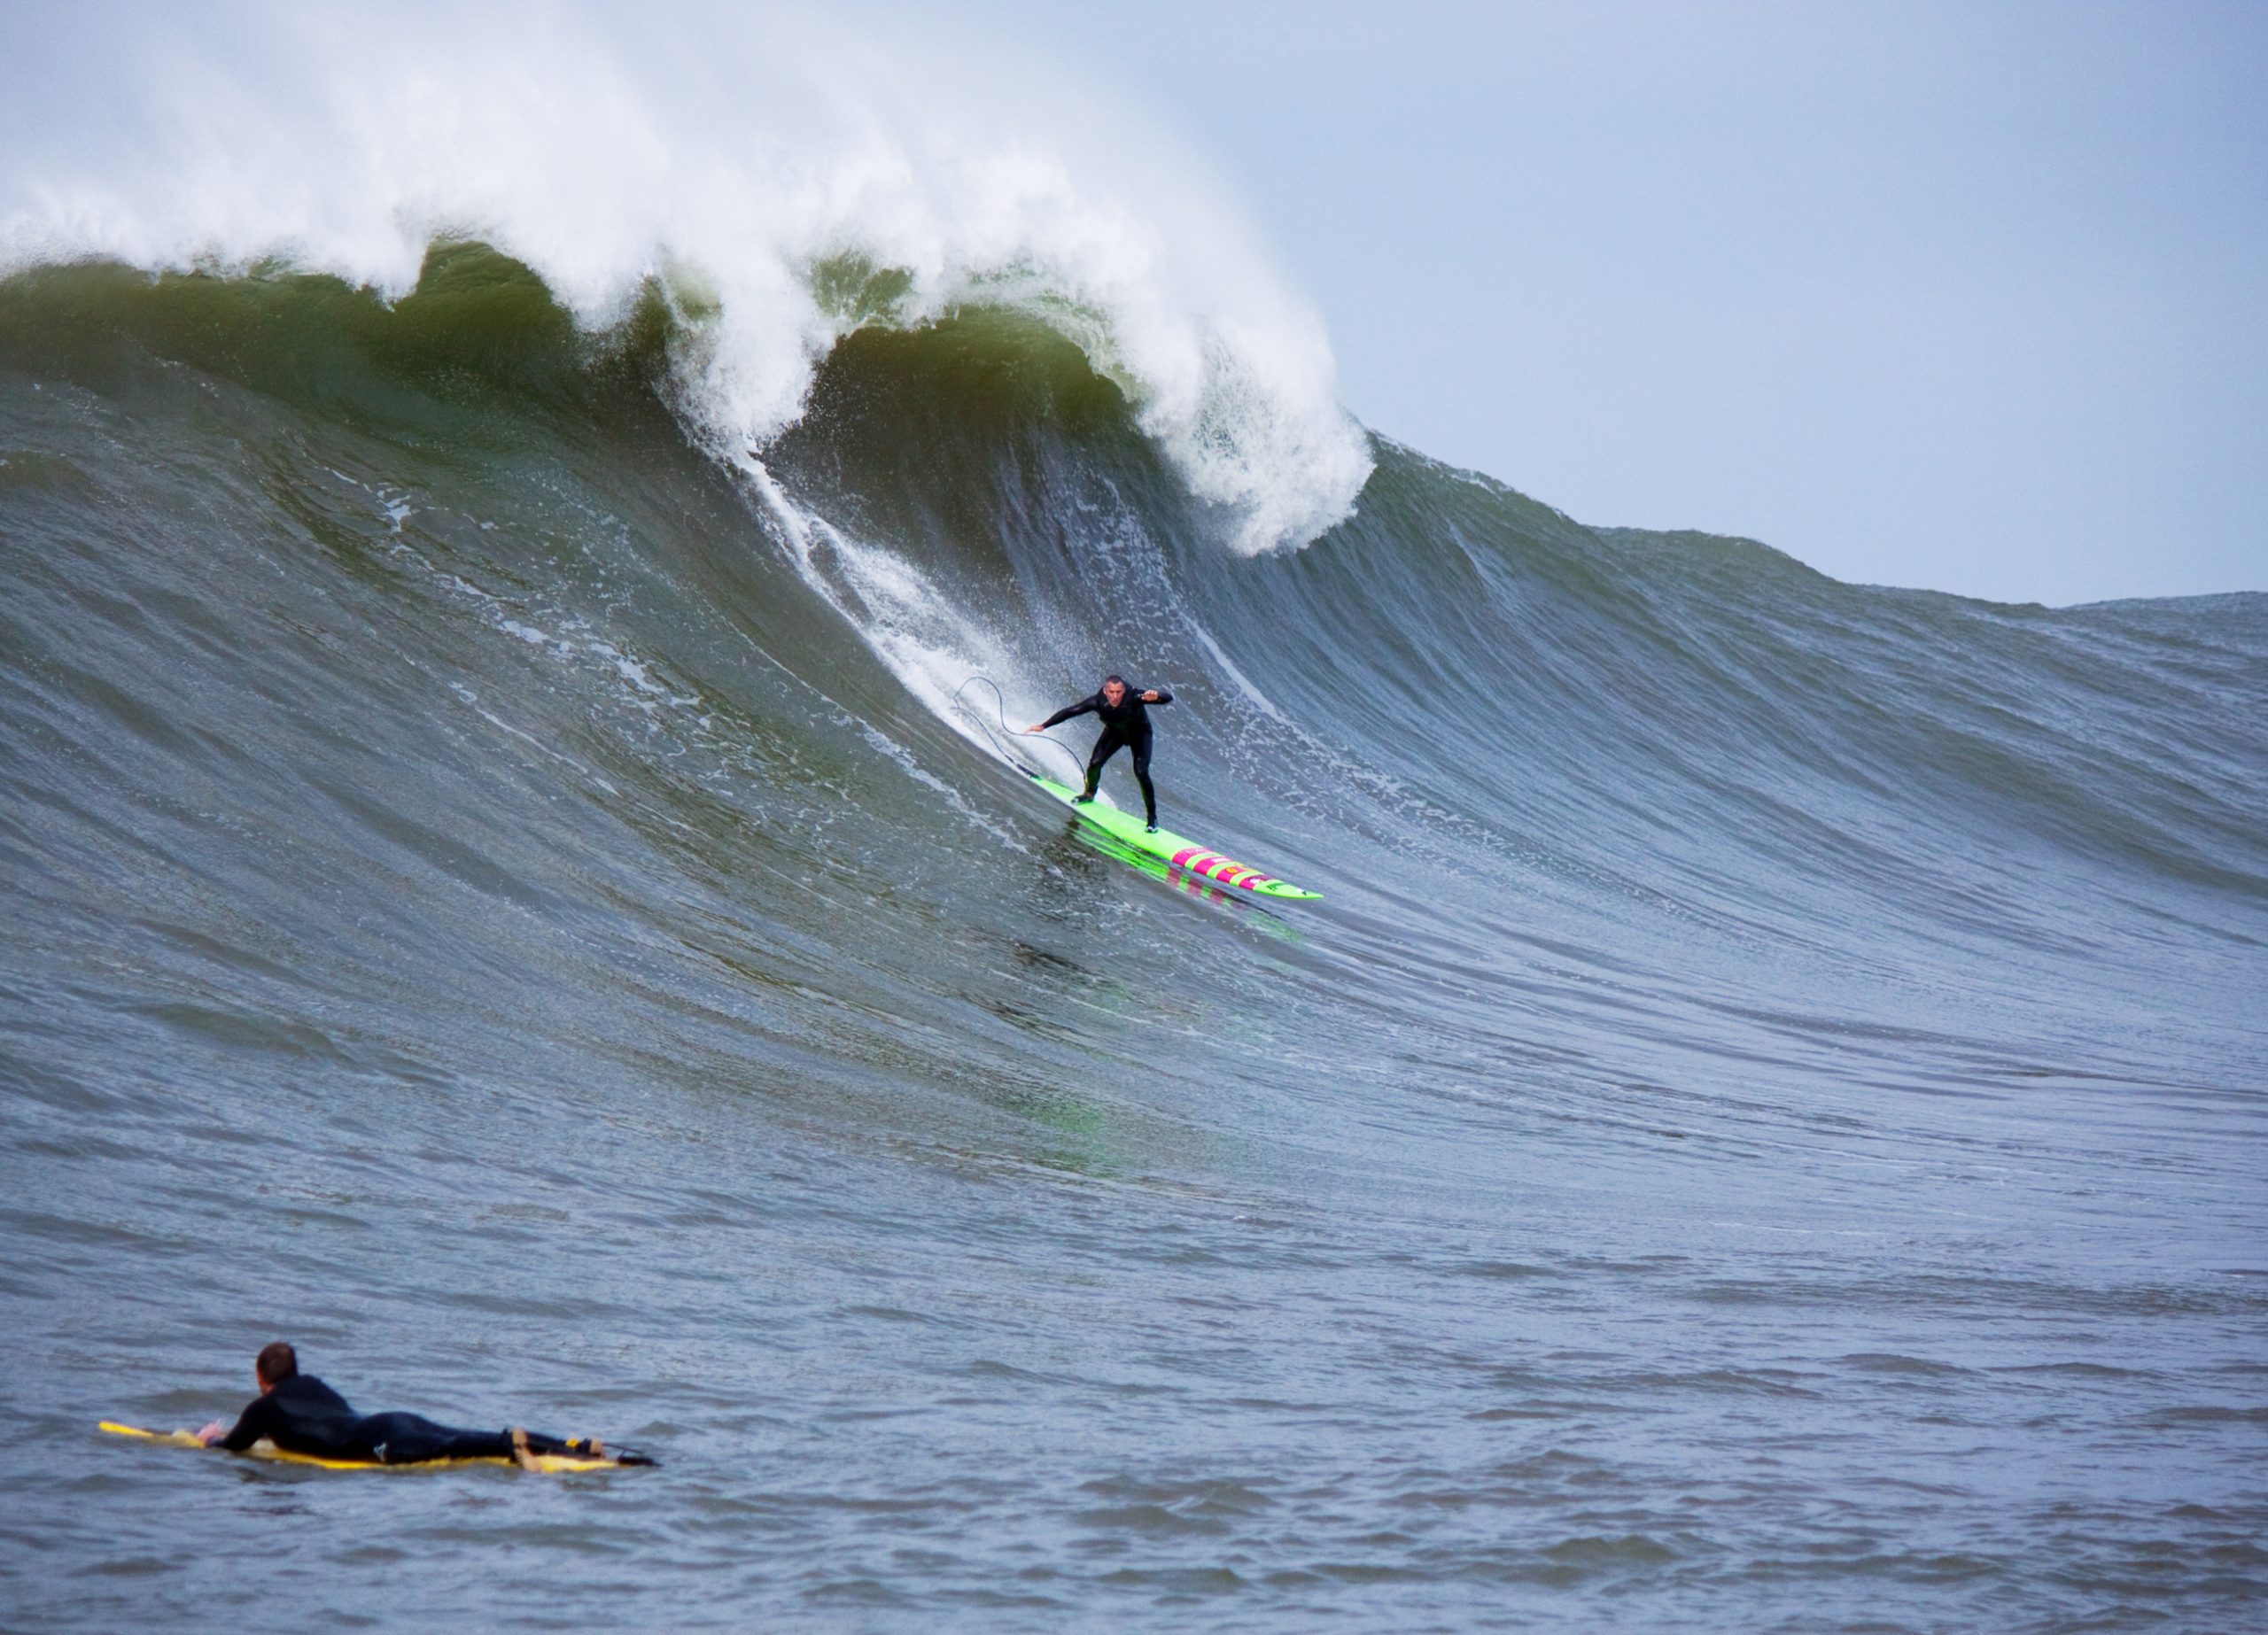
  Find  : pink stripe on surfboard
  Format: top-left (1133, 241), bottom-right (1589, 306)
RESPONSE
top-left (1165, 844), bottom-right (1279, 892)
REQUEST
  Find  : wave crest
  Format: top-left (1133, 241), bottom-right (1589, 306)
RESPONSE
top-left (0, 0), bottom-right (1371, 553)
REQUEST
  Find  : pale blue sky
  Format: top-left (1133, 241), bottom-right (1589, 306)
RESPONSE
top-left (951, 0), bottom-right (2267, 606)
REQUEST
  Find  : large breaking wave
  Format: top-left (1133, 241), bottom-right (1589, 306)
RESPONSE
top-left (4, 12), bottom-right (2265, 1629)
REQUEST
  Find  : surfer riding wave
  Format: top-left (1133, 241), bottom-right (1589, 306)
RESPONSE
top-left (1026, 675), bottom-right (1172, 831)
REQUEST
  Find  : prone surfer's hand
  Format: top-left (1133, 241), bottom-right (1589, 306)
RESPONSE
top-left (1023, 725), bottom-right (1044, 734)
top-left (196, 1421), bottom-right (226, 1445)
top-left (1140, 690), bottom-right (1160, 702)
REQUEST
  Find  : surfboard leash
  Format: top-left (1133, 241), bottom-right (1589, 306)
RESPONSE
top-left (953, 675), bottom-right (1086, 781)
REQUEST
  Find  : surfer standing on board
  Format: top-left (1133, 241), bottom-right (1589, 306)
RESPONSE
top-left (1026, 674), bottom-right (1172, 832)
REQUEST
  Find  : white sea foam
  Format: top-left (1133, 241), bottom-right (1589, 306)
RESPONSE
top-left (0, 0), bottom-right (1371, 554)
top-left (734, 453), bottom-right (1038, 742)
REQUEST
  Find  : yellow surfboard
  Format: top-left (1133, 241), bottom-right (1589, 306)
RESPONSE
top-left (97, 1421), bottom-right (639, 1474)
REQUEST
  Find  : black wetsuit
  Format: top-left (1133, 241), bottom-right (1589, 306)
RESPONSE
top-left (1039, 686), bottom-right (1173, 827)
top-left (214, 1375), bottom-right (579, 1465)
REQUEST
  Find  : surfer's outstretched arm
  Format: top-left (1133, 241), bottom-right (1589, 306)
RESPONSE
top-left (1029, 693), bottom-right (1099, 732)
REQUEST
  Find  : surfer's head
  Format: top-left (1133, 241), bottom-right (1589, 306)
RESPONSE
top-left (1101, 675), bottom-right (1127, 705)
top-left (255, 1341), bottom-right (298, 1392)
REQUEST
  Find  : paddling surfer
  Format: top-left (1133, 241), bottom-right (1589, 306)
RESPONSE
top-left (194, 1341), bottom-right (648, 1468)
top-left (1026, 674), bottom-right (1172, 832)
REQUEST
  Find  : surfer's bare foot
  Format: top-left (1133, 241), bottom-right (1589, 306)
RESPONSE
top-left (1146, 824), bottom-right (1158, 833)
top-left (1072, 794), bottom-right (1093, 804)
top-left (509, 1426), bottom-right (541, 1471)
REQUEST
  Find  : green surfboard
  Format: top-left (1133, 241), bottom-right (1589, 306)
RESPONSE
top-left (1025, 771), bottom-right (1321, 901)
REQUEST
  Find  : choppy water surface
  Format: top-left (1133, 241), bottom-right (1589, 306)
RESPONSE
top-left (2, 256), bottom-right (2264, 1632)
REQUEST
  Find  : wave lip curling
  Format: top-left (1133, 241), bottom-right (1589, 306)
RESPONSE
top-left (0, 0), bottom-right (1373, 554)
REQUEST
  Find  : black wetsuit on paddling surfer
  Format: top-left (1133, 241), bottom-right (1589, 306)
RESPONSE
top-left (1026, 674), bottom-right (1172, 831)
top-left (195, 1341), bottom-right (650, 1467)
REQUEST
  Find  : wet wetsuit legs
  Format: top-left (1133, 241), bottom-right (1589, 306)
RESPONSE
top-left (350, 1413), bottom-right (582, 1465)
top-left (1080, 726), bottom-right (1157, 827)
top-left (354, 1412), bottom-right (519, 1464)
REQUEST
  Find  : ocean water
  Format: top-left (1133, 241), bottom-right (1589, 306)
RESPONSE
top-left (4, 19), bottom-right (2265, 1632)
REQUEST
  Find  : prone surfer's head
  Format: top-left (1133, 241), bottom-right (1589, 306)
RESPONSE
top-left (255, 1341), bottom-right (298, 1392)
top-left (1101, 675), bottom-right (1127, 705)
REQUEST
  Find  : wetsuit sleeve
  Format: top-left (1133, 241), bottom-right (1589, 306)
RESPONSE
top-left (214, 1394), bottom-right (280, 1452)
top-left (1038, 694), bottom-right (1099, 729)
